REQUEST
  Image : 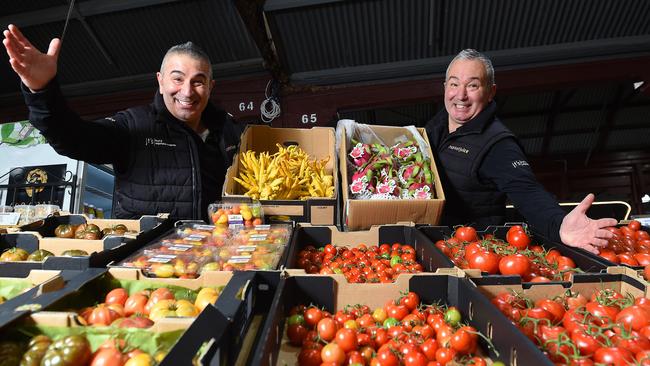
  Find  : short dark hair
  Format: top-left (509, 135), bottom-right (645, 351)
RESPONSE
top-left (160, 41), bottom-right (212, 79)
top-left (446, 49), bottom-right (495, 86)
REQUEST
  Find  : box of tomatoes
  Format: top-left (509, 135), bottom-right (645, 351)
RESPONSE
top-left (249, 273), bottom-right (547, 366)
top-left (418, 224), bottom-right (607, 282)
top-left (0, 216), bottom-right (174, 275)
top-left (283, 223), bottom-right (445, 282)
top-left (569, 220), bottom-right (650, 272)
top-left (471, 267), bottom-right (650, 366)
top-left (0, 266), bottom-right (242, 365)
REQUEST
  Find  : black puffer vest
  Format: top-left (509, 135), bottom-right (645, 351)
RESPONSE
top-left (426, 102), bottom-right (515, 228)
top-left (112, 93), bottom-right (240, 220)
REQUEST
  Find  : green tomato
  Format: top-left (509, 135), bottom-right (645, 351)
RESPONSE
top-left (27, 249), bottom-right (54, 261)
top-left (288, 314), bottom-right (305, 326)
top-left (41, 335), bottom-right (91, 366)
top-left (0, 341), bottom-right (23, 366)
top-left (381, 253), bottom-right (390, 260)
top-left (444, 308), bottom-right (462, 326)
top-left (382, 317), bottom-right (399, 328)
top-left (390, 255), bottom-right (402, 267)
top-left (20, 335), bottom-right (52, 366)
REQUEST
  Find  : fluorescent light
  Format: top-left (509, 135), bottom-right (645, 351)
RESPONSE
top-left (634, 81), bottom-right (645, 90)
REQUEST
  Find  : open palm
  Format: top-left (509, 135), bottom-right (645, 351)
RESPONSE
top-left (559, 193), bottom-right (618, 254)
top-left (2, 24), bottom-right (60, 91)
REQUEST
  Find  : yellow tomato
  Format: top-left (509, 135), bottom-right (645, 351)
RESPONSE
top-left (125, 353), bottom-right (153, 366)
top-left (195, 287), bottom-right (219, 311)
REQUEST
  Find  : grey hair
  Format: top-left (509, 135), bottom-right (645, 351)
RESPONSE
top-left (446, 49), bottom-right (495, 86)
top-left (160, 42), bottom-right (212, 80)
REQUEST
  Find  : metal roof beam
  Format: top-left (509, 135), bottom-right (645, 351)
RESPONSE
top-left (288, 36), bottom-right (650, 86)
top-left (0, 0), bottom-right (182, 29)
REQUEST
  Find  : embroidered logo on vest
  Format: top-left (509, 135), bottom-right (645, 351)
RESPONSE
top-left (512, 160), bottom-right (530, 168)
top-left (145, 138), bottom-right (177, 147)
top-left (448, 145), bottom-right (469, 154)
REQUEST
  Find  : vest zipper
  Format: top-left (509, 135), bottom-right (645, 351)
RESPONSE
top-left (187, 135), bottom-right (201, 219)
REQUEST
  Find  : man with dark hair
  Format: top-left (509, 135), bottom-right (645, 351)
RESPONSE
top-left (426, 48), bottom-right (617, 253)
top-left (2, 24), bottom-right (241, 220)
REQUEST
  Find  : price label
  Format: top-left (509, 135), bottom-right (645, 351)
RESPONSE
top-left (237, 246), bottom-right (257, 252)
top-left (186, 234), bottom-right (207, 242)
top-left (147, 255), bottom-right (176, 263)
top-left (227, 255), bottom-right (252, 264)
top-left (192, 224), bottom-right (215, 231)
top-left (254, 224), bottom-right (271, 230)
top-left (249, 234), bottom-right (268, 241)
top-left (228, 214), bottom-right (243, 222)
top-left (168, 245), bottom-right (193, 252)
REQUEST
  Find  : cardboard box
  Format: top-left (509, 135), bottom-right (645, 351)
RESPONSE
top-left (471, 267), bottom-right (649, 366)
top-left (419, 225), bottom-right (607, 279)
top-left (223, 125), bottom-right (338, 225)
top-left (2, 304), bottom-right (231, 366)
top-left (250, 273), bottom-right (545, 366)
top-left (283, 223), bottom-right (450, 276)
top-left (339, 124), bottom-right (445, 230)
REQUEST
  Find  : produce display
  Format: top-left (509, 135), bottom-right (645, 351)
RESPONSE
top-left (207, 201), bottom-right (263, 226)
top-left (597, 220), bottom-right (650, 266)
top-left (295, 243), bottom-right (423, 283)
top-left (348, 139), bottom-right (434, 200)
top-left (284, 292), bottom-right (497, 366)
top-left (490, 287), bottom-right (650, 365)
top-left (433, 225), bottom-right (579, 281)
top-left (233, 144), bottom-right (335, 200)
top-left (53, 223), bottom-right (136, 239)
top-left (117, 223), bottom-right (292, 277)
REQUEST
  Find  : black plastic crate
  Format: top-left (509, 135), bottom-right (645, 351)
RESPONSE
top-left (283, 224), bottom-right (442, 273)
top-left (250, 274), bottom-right (548, 366)
top-left (0, 217), bottom-right (174, 274)
top-left (418, 225), bottom-right (607, 280)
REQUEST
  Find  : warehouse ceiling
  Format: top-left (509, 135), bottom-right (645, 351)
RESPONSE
top-left (1, 0), bottom-right (649, 157)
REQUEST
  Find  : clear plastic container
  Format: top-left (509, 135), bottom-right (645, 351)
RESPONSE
top-left (0, 206), bottom-right (13, 213)
top-left (34, 204), bottom-right (60, 219)
top-left (207, 201), bottom-right (263, 226)
top-left (14, 204), bottom-right (36, 225)
top-left (117, 251), bottom-right (213, 279)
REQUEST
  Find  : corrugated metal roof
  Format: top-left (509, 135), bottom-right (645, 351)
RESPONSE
top-left (519, 137), bottom-right (543, 155)
top-left (605, 128), bottom-right (650, 150)
top-left (501, 115), bottom-right (546, 136)
top-left (614, 105), bottom-right (650, 126)
top-left (548, 133), bottom-right (597, 154)
top-left (0, 0), bottom-right (262, 94)
top-left (265, 0), bottom-right (650, 76)
top-left (499, 92), bottom-right (555, 114)
top-left (554, 111), bottom-right (603, 132)
top-left (566, 85), bottom-right (619, 108)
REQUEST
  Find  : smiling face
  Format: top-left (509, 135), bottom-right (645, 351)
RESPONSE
top-left (444, 59), bottom-right (496, 133)
top-left (156, 53), bottom-right (214, 129)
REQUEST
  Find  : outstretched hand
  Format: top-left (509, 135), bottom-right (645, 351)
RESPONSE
top-left (2, 24), bottom-right (60, 91)
top-left (559, 193), bottom-right (618, 254)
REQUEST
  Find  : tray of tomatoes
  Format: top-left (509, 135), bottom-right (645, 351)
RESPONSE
top-left (113, 223), bottom-right (293, 278)
top-left (250, 273), bottom-right (548, 366)
top-left (419, 224), bottom-right (607, 282)
top-left (0, 267), bottom-right (254, 366)
top-left (472, 268), bottom-right (650, 365)
top-left (582, 220), bottom-right (650, 271)
top-left (284, 224), bottom-right (439, 283)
